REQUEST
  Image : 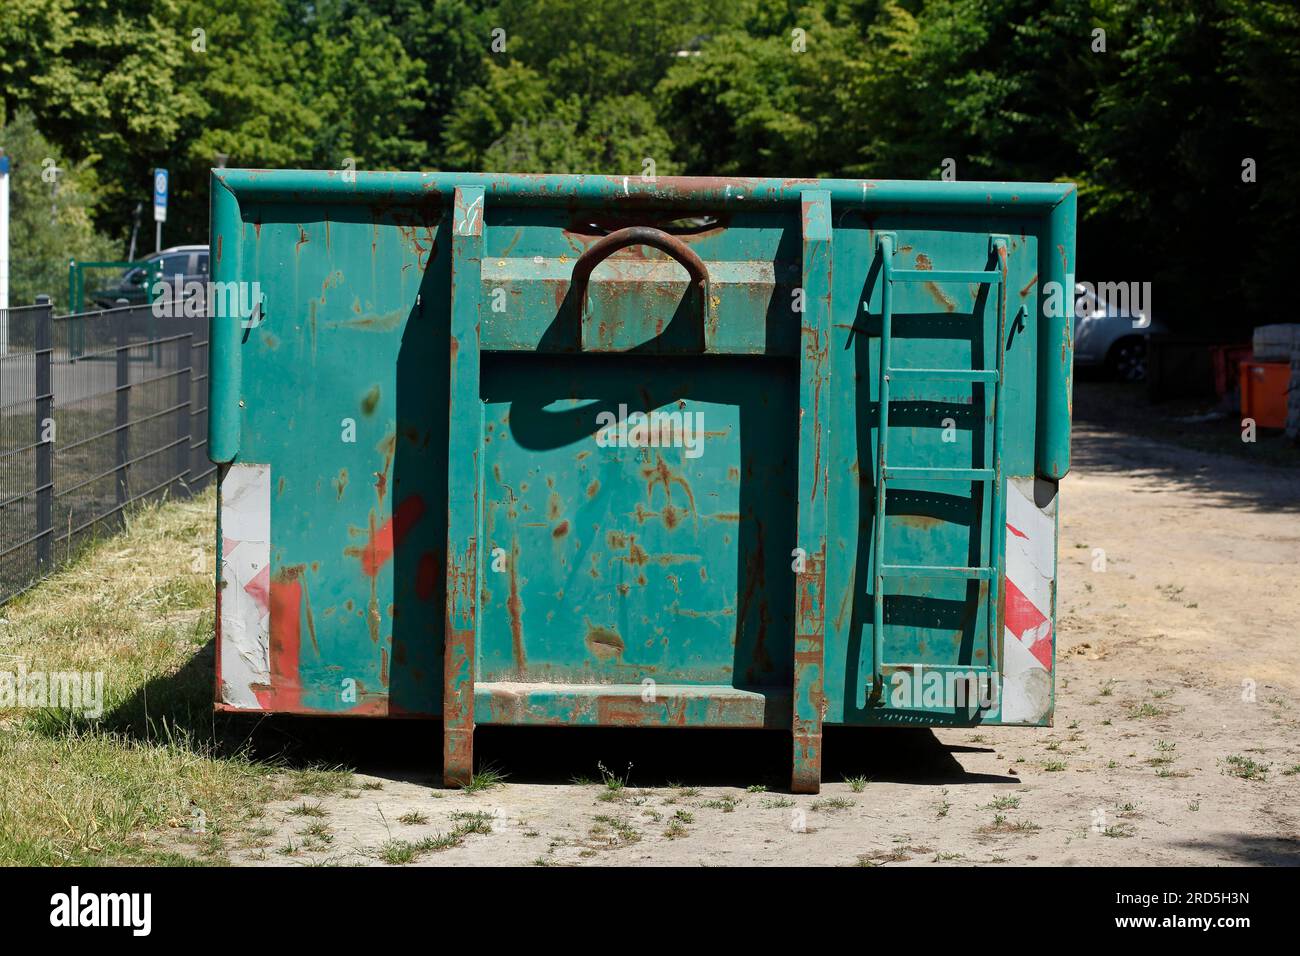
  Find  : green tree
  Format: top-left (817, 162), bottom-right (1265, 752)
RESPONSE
top-left (0, 0), bottom-right (198, 246)
top-left (0, 110), bottom-right (120, 307)
top-left (443, 61), bottom-right (680, 174)
top-left (1223, 0), bottom-right (1300, 319)
top-left (361, 0), bottom-right (498, 165)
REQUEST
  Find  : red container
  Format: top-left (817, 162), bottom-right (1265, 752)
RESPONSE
top-left (1240, 362), bottom-right (1291, 428)
top-left (1212, 344), bottom-right (1253, 398)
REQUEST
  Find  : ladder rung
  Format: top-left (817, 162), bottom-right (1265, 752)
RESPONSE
top-left (881, 664), bottom-right (1000, 676)
top-left (889, 269), bottom-right (1001, 284)
top-left (888, 368), bottom-right (999, 384)
top-left (884, 466), bottom-right (993, 481)
top-left (880, 565), bottom-right (995, 580)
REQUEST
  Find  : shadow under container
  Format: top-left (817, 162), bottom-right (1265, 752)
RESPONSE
top-left (208, 171), bottom-right (1077, 793)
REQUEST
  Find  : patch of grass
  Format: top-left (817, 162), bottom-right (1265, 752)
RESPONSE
top-left (672, 810), bottom-right (695, 824)
top-left (858, 844), bottom-right (933, 864)
top-left (810, 797), bottom-right (854, 812)
top-left (745, 783), bottom-right (767, 793)
top-left (0, 489), bottom-right (358, 866)
top-left (979, 814), bottom-right (1041, 834)
top-left (1222, 755), bottom-right (1270, 781)
top-left (288, 802), bottom-right (327, 818)
top-left (1281, 764), bottom-right (1300, 777)
top-left (1127, 702), bottom-right (1166, 719)
top-left (448, 811), bottom-right (495, 835)
top-left (1042, 760), bottom-right (1067, 772)
top-left (981, 795), bottom-right (1021, 811)
top-left (701, 797), bottom-right (738, 812)
top-left (398, 811), bottom-right (429, 826)
top-left (462, 766), bottom-right (507, 794)
top-left (844, 775), bottom-right (869, 793)
top-left (1102, 823), bottom-right (1136, 838)
top-left (378, 839), bottom-right (419, 865)
top-left (375, 812), bottom-right (493, 865)
top-left (664, 820), bottom-right (688, 839)
top-left (589, 814), bottom-right (640, 847)
top-left (761, 797), bottom-right (795, 809)
top-left (597, 761), bottom-right (632, 795)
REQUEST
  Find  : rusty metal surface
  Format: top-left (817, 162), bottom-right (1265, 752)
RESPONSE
top-left (209, 171), bottom-right (1076, 792)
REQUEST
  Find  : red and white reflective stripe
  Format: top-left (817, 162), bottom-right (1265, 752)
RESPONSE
top-left (218, 463), bottom-right (271, 709)
top-left (1001, 478), bottom-right (1056, 723)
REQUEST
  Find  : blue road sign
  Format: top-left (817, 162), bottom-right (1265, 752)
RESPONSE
top-left (153, 168), bottom-right (168, 222)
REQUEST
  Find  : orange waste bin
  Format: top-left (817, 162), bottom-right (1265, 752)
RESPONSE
top-left (1240, 361), bottom-right (1291, 428)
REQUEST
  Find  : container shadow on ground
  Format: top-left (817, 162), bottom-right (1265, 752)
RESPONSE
top-left (1169, 834), bottom-right (1300, 866)
top-left (252, 721), bottom-right (1020, 791)
top-left (105, 640), bottom-right (1017, 792)
top-left (93, 573), bottom-right (1016, 790)
top-left (1070, 385), bottom-right (1300, 514)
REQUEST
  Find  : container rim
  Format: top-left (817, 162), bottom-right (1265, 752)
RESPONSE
top-left (213, 169), bottom-right (1075, 212)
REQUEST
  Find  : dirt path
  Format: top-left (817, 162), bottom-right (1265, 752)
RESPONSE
top-left (231, 422), bottom-right (1300, 866)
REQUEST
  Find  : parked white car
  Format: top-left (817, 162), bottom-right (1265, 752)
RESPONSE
top-left (1071, 283), bottom-right (1166, 382)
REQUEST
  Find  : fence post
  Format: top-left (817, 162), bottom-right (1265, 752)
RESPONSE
top-left (115, 309), bottom-right (129, 507)
top-left (34, 300), bottom-right (53, 569)
top-left (177, 316), bottom-right (192, 493)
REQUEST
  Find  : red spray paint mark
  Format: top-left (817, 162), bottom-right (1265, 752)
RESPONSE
top-left (255, 574), bottom-right (305, 710)
top-left (357, 496), bottom-right (426, 576)
top-left (1004, 577), bottom-right (1053, 669)
top-left (1006, 523), bottom-right (1029, 540)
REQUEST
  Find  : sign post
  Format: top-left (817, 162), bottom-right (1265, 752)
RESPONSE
top-left (153, 168), bottom-right (168, 252)
top-left (1, 151), bottom-right (10, 354)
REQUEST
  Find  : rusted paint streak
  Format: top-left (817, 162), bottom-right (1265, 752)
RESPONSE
top-left (507, 536), bottom-right (526, 670)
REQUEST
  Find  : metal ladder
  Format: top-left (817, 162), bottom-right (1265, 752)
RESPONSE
top-left (870, 232), bottom-right (1010, 702)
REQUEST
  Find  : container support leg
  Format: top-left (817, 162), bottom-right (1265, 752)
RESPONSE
top-left (443, 185), bottom-right (486, 788)
top-left (792, 190), bottom-right (831, 794)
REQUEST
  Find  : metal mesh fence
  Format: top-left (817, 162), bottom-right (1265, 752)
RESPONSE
top-left (0, 302), bottom-right (212, 605)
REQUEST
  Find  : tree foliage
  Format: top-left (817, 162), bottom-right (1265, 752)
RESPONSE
top-left (0, 109), bottom-right (119, 304)
top-left (0, 0), bottom-right (1294, 327)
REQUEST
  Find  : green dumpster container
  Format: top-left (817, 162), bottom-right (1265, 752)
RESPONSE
top-left (210, 170), bottom-right (1076, 792)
